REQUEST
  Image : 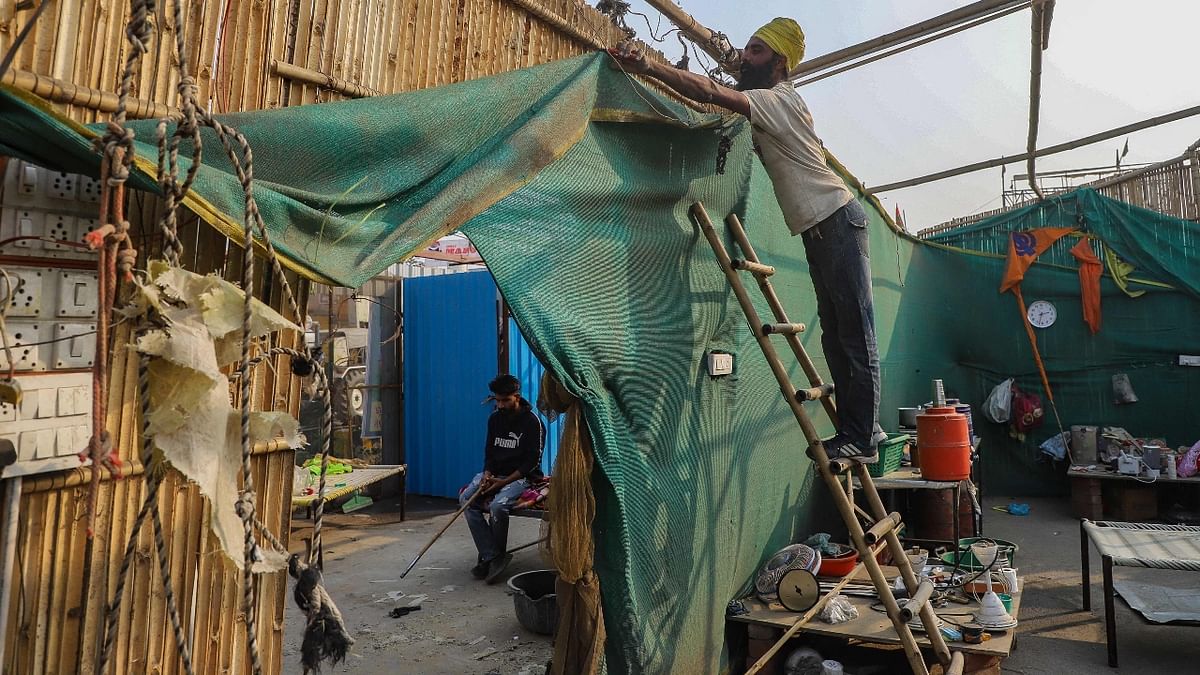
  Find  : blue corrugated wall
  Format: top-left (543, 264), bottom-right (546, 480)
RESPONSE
top-left (403, 272), bottom-right (498, 497)
top-left (403, 270), bottom-right (561, 498)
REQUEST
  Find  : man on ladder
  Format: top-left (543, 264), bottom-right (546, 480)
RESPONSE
top-left (609, 18), bottom-right (883, 463)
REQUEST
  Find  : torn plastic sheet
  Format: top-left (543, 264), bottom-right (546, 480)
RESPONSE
top-left (133, 266), bottom-right (302, 571)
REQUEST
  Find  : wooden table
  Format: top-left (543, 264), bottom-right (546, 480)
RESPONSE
top-left (1068, 467), bottom-right (1200, 521)
top-left (730, 582), bottom-right (1022, 660)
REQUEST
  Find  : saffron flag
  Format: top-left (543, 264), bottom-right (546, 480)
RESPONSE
top-left (1071, 238), bottom-right (1103, 334)
top-left (999, 227), bottom-right (1076, 292)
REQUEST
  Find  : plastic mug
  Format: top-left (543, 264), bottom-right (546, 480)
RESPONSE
top-left (1146, 468), bottom-right (1161, 480)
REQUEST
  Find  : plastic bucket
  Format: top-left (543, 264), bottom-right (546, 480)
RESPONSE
top-left (507, 569), bottom-right (559, 635)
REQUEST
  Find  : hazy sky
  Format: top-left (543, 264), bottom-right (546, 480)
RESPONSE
top-left (622, 0), bottom-right (1200, 230)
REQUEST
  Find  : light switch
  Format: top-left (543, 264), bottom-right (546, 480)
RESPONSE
top-left (56, 427), bottom-right (75, 456)
top-left (19, 163), bottom-right (37, 194)
top-left (58, 387), bottom-right (75, 415)
top-left (707, 351), bottom-right (734, 377)
top-left (74, 425), bottom-right (92, 451)
top-left (56, 272), bottom-right (99, 318)
top-left (19, 431), bottom-right (38, 461)
top-left (19, 392), bottom-right (39, 419)
top-left (36, 388), bottom-right (56, 418)
top-left (34, 428), bottom-right (55, 459)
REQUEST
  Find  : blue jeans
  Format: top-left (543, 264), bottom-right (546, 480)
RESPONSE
top-left (460, 472), bottom-right (528, 562)
top-left (801, 200), bottom-right (881, 448)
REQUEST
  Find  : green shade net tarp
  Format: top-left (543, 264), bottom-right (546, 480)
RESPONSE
top-left (4, 52), bottom-right (1199, 672)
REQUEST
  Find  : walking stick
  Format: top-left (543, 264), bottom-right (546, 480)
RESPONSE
top-left (400, 486), bottom-right (485, 578)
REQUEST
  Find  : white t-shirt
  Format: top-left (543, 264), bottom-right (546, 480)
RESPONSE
top-left (744, 83), bottom-right (854, 235)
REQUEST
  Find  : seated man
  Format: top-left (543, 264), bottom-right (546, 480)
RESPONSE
top-left (460, 374), bottom-right (545, 583)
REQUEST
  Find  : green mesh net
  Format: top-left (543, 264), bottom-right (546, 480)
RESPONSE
top-left (3, 53), bottom-right (1198, 673)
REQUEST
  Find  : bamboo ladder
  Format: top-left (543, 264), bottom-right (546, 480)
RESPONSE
top-left (691, 203), bottom-right (965, 675)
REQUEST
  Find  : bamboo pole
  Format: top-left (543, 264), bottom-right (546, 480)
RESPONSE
top-left (0, 477), bottom-right (21, 674)
top-left (1, 67), bottom-right (177, 118)
top-left (870, 104), bottom-right (1200, 193)
top-left (271, 58), bottom-right (381, 98)
top-left (641, 0), bottom-right (738, 73)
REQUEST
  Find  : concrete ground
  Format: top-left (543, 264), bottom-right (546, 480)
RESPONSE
top-left (280, 492), bottom-right (1200, 674)
top-left (982, 494), bottom-right (1199, 674)
top-left (281, 496), bottom-right (552, 675)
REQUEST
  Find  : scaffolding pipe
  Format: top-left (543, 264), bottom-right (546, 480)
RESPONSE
top-left (869, 104), bottom-right (1200, 193)
top-left (1025, 1), bottom-right (1055, 201)
top-left (790, 0), bottom-right (1029, 80)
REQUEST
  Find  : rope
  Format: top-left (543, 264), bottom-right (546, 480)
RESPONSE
top-left (92, 0), bottom-right (343, 672)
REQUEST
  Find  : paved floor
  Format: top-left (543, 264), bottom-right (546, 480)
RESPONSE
top-left (984, 495), bottom-right (1198, 673)
top-left (279, 492), bottom-right (1200, 674)
top-left (281, 496), bottom-right (552, 675)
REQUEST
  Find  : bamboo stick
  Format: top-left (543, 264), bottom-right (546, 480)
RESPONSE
top-left (32, 492), bottom-right (58, 673)
top-left (43, 489), bottom-right (74, 675)
top-left (870, 104), bottom-right (1200, 193)
top-left (1, 68), bottom-right (177, 118)
top-left (270, 58), bottom-right (381, 97)
top-left (243, 0), bottom-right (272, 110)
top-left (505, 0), bottom-right (601, 50)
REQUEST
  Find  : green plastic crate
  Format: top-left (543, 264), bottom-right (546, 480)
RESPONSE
top-left (869, 434), bottom-right (909, 477)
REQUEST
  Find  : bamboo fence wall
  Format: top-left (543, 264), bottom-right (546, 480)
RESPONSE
top-left (1, 1), bottom-right (637, 673)
top-left (0, 0), bottom-right (636, 121)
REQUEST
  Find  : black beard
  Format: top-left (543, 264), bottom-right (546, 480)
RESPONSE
top-left (737, 60), bottom-right (780, 92)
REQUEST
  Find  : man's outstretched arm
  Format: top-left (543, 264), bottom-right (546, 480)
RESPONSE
top-left (606, 43), bottom-right (750, 117)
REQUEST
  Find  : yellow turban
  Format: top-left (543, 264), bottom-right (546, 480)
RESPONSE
top-left (753, 17), bottom-right (806, 71)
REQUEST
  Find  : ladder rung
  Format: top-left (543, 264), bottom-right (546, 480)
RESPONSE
top-left (795, 383), bottom-right (833, 402)
top-left (899, 580), bottom-right (936, 622)
top-left (731, 259), bottom-right (776, 276)
top-left (946, 651), bottom-right (965, 675)
top-left (827, 457), bottom-right (855, 476)
top-left (864, 512), bottom-right (902, 545)
top-left (762, 322), bottom-right (805, 335)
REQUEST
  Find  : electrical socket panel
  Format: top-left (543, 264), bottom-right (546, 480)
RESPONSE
top-left (0, 322), bottom-right (46, 371)
top-left (0, 372), bottom-right (93, 477)
top-left (46, 171), bottom-right (78, 201)
top-left (0, 267), bottom-right (45, 317)
top-left (77, 175), bottom-right (101, 203)
top-left (44, 213), bottom-right (76, 250)
top-left (53, 322), bottom-right (97, 369)
top-left (2, 160), bottom-right (102, 260)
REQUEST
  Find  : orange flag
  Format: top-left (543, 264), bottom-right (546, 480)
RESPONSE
top-left (1070, 238), bottom-right (1102, 334)
top-left (999, 228), bottom-right (1076, 292)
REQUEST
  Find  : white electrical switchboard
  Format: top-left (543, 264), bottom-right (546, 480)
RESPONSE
top-left (2, 159), bottom-right (104, 477)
